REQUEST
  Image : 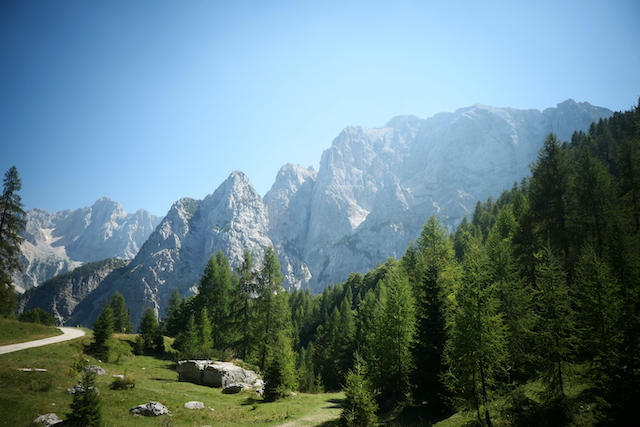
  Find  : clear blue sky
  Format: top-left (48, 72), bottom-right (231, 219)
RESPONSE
top-left (1, 0), bottom-right (638, 217)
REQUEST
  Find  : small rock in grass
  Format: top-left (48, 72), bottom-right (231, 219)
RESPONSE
top-left (184, 401), bottom-right (205, 410)
top-left (33, 413), bottom-right (63, 426)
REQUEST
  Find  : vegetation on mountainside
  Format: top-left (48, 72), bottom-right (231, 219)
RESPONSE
top-left (5, 102), bottom-right (639, 425)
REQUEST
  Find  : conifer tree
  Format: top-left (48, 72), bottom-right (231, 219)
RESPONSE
top-left (534, 244), bottom-right (574, 403)
top-left (0, 166), bottom-right (26, 317)
top-left (263, 330), bottom-right (298, 401)
top-left (197, 306), bottom-right (214, 356)
top-left (174, 313), bottom-right (199, 358)
top-left (67, 370), bottom-right (103, 427)
top-left (162, 288), bottom-right (185, 337)
top-left (402, 216), bottom-right (454, 409)
top-left (92, 305), bottom-right (114, 359)
top-left (255, 246), bottom-right (288, 370)
top-left (485, 207), bottom-right (534, 380)
top-left (445, 240), bottom-right (507, 427)
top-left (365, 266), bottom-right (416, 407)
top-left (109, 291), bottom-right (133, 333)
top-left (234, 249), bottom-right (256, 361)
top-left (341, 353), bottom-right (378, 427)
top-left (137, 307), bottom-right (161, 353)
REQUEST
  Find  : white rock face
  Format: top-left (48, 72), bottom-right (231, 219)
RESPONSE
top-left (31, 100), bottom-right (613, 326)
top-left (14, 198), bottom-right (161, 292)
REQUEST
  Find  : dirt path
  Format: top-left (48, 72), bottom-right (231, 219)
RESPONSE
top-left (0, 327), bottom-right (86, 355)
top-left (276, 399), bottom-right (342, 427)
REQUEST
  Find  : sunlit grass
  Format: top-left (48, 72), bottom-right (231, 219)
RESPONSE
top-left (0, 333), bottom-right (343, 427)
top-left (0, 318), bottom-right (62, 345)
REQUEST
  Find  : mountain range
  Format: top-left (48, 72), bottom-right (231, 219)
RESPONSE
top-left (18, 99), bottom-right (613, 327)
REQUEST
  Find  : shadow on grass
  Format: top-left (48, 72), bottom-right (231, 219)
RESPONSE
top-left (379, 404), bottom-right (454, 427)
top-left (324, 397), bottom-right (344, 409)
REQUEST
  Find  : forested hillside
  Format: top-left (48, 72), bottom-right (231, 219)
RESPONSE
top-left (91, 103), bottom-right (639, 425)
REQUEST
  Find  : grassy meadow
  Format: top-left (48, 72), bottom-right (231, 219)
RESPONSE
top-left (0, 330), bottom-right (344, 427)
top-left (0, 318), bottom-right (62, 345)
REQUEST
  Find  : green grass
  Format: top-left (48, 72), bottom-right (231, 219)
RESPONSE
top-left (0, 318), bottom-right (62, 345)
top-left (0, 334), bottom-right (344, 427)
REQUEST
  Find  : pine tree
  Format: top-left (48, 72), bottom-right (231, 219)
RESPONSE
top-left (109, 291), bottom-right (133, 333)
top-left (341, 353), bottom-right (378, 427)
top-left (67, 370), bottom-right (103, 427)
top-left (0, 166), bottom-right (26, 317)
top-left (263, 330), bottom-right (298, 401)
top-left (174, 313), bottom-right (199, 358)
top-left (210, 251), bottom-right (234, 350)
top-left (91, 305), bottom-right (114, 359)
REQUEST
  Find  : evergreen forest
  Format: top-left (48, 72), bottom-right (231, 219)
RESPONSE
top-left (20, 103), bottom-right (640, 426)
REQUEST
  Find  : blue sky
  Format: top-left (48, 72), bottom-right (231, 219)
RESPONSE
top-left (1, 0), bottom-right (638, 217)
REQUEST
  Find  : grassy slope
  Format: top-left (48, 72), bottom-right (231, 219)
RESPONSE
top-left (0, 318), bottom-right (62, 345)
top-left (0, 334), bottom-right (343, 427)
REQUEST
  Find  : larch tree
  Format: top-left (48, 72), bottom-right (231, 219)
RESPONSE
top-left (445, 240), bottom-right (507, 427)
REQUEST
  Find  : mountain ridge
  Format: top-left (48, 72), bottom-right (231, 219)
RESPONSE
top-left (19, 99), bottom-right (614, 327)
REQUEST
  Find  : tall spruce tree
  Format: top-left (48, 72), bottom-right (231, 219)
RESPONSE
top-left (137, 307), bottom-right (161, 353)
top-left (92, 305), bottom-right (114, 359)
top-left (402, 216), bottom-right (454, 410)
top-left (0, 166), bottom-right (26, 317)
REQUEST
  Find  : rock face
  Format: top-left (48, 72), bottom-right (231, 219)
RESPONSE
top-left (24, 100), bottom-right (613, 326)
top-left (176, 360), bottom-right (260, 389)
top-left (17, 258), bottom-right (128, 325)
top-left (14, 197), bottom-right (161, 292)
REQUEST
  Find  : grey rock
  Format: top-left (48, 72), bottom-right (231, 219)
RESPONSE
top-left (66, 383), bottom-right (99, 395)
top-left (129, 401), bottom-right (171, 416)
top-left (84, 365), bottom-right (107, 375)
top-left (183, 401), bottom-right (205, 409)
top-left (33, 413), bottom-right (63, 426)
top-left (177, 360), bottom-right (259, 388)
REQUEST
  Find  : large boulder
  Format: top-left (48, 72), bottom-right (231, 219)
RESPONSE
top-left (176, 360), bottom-right (259, 388)
top-left (129, 401), bottom-right (171, 416)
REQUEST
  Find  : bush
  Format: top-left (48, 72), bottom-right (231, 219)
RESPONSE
top-left (110, 375), bottom-right (135, 390)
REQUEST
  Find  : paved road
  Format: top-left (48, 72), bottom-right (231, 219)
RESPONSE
top-left (0, 327), bottom-right (86, 355)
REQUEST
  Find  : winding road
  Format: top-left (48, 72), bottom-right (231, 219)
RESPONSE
top-left (0, 327), bottom-right (86, 355)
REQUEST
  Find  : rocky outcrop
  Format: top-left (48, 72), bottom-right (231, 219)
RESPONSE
top-left (33, 413), bottom-right (63, 426)
top-left (176, 360), bottom-right (260, 389)
top-left (14, 198), bottom-right (161, 292)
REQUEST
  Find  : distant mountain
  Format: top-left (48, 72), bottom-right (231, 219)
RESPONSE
top-left (22, 100), bottom-right (613, 327)
top-left (14, 197), bottom-right (162, 292)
